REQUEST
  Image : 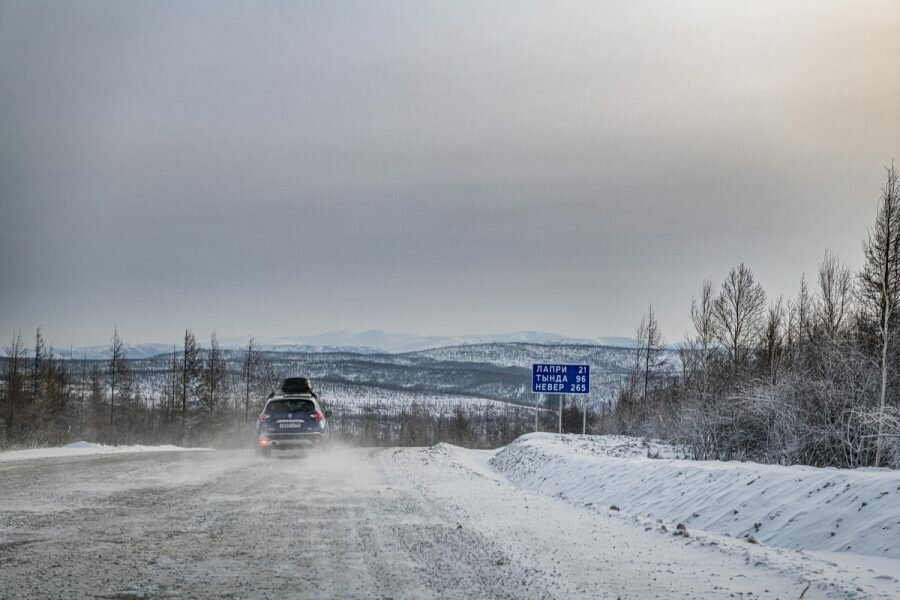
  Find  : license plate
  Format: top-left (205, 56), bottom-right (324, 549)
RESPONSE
top-left (278, 421), bottom-right (303, 428)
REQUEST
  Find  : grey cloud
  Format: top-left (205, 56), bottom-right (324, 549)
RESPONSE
top-left (1, 1), bottom-right (899, 346)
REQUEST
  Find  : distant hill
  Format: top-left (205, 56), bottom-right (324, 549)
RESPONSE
top-left (66, 343), bottom-right (175, 360)
top-left (221, 330), bottom-right (636, 354)
top-left (49, 330), bottom-right (636, 359)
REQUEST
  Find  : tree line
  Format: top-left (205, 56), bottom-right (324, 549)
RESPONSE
top-left (1, 328), bottom-right (537, 450)
top-left (612, 163), bottom-right (900, 468)
top-left (1, 329), bottom-right (277, 448)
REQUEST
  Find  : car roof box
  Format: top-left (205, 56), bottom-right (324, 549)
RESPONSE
top-left (280, 377), bottom-right (313, 394)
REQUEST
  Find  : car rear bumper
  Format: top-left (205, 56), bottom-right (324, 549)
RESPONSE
top-left (259, 432), bottom-right (326, 448)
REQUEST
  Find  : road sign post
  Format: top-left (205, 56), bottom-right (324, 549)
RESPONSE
top-left (532, 364), bottom-right (590, 435)
top-left (582, 396), bottom-right (587, 435)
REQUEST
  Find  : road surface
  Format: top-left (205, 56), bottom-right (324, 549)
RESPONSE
top-left (0, 445), bottom-right (885, 599)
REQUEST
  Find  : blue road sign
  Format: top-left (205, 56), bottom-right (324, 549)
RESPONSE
top-left (532, 364), bottom-right (590, 394)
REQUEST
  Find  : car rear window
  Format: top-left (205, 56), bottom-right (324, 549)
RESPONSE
top-left (266, 399), bottom-right (315, 413)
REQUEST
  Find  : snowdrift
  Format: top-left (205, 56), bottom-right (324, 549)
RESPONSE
top-left (490, 433), bottom-right (900, 559)
top-left (0, 441), bottom-right (211, 462)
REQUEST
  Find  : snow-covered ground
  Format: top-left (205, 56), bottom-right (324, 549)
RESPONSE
top-left (491, 433), bottom-right (900, 562)
top-left (1, 437), bottom-right (899, 597)
top-left (0, 441), bottom-right (211, 462)
top-left (317, 381), bottom-right (537, 416)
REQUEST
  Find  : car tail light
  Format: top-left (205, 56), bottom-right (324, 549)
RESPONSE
top-left (258, 413), bottom-right (270, 422)
top-left (259, 436), bottom-right (271, 447)
top-left (310, 411), bottom-right (323, 421)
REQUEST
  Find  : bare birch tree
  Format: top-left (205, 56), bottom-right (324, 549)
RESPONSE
top-left (817, 250), bottom-right (854, 339)
top-left (690, 278), bottom-right (715, 397)
top-left (789, 275), bottom-right (813, 365)
top-left (643, 306), bottom-right (666, 397)
top-left (760, 297), bottom-right (785, 384)
top-left (631, 315), bottom-right (648, 401)
top-left (860, 161), bottom-right (900, 467)
top-left (713, 263), bottom-right (766, 371)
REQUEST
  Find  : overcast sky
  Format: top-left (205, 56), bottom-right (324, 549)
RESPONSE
top-left (2, 1), bottom-right (899, 347)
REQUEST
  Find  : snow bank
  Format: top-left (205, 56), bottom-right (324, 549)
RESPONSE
top-left (491, 433), bottom-right (900, 559)
top-left (0, 441), bottom-right (211, 462)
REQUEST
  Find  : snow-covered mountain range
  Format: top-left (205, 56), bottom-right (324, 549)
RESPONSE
top-left (222, 330), bottom-right (635, 354)
top-left (61, 330), bottom-right (636, 359)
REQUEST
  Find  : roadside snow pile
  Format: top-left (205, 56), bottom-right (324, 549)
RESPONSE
top-left (0, 441), bottom-right (211, 462)
top-left (519, 433), bottom-right (688, 460)
top-left (491, 433), bottom-right (900, 559)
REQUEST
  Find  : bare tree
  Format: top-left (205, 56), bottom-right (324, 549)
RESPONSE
top-left (200, 333), bottom-right (226, 413)
top-left (257, 354), bottom-right (278, 398)
top-left (108, 327), bottom-right (130, 426)
top-left (162, 345), bottom-right (178, 426)
top-left (713, 263), bottom-right (767, 370)
top-left (818, 250), bottom-right (854, 339)
top-left (690, 278), bottom-right (715, 396)
top-left (760, 297), bottom-right (785, 384)
top-left (181, 329), bottom-right (201, 434)
top-left (242, 337), bottom-right (258, 428)
top-left (3, 330), bottom-right (25, 446)
top-left (30, 327), bottom-right (45, 428)
top-left (795, 275), bottom-right (813, 360)
top-left (77, 351), bottom-right (87, 438)
top-left (42, 346), bottom-right (71, 444)
top-left (630, 315), bottom-right (648, 401)
top-left (87, 365), bottom-right (104, 437)
top-left (860, 161), bottom-right (900, 467)
top-left (643, 306), bottom-right (666, 397)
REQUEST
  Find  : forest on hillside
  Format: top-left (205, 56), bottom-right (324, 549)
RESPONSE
top-left (0, 333), bottom-right (620, 450)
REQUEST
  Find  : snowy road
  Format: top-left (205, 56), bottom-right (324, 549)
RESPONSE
top-left (0, 446), bottom-right (893, 599)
